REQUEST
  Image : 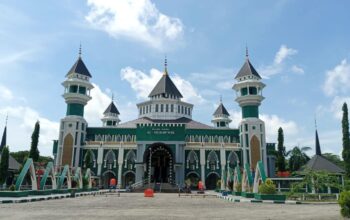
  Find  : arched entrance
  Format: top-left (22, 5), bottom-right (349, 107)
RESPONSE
top-left (62, 134), bottom-right (73, 166)
top-left (205, 172), bottom-right (220, 190)
top-left (144, 143), bottom-right (173, 183)
top-left (123, 171), bottom-right (135, 188)
top-left (186, 172), bottom-right (200, 189)
top-left (102, 171), bottom-right (116, 188)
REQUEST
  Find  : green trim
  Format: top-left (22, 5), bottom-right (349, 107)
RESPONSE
top-left (66, 103), bottom-right (84, 116)
top-left (242, 105), bottom-right (259, 118)
top-left (39, 162), bottom-right (55, 190)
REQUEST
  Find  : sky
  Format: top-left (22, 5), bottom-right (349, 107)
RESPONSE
top-left (0, 0), bottom-right (350, 157)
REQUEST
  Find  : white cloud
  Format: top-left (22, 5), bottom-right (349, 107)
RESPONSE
top-left (0, 85), bottom-right (14, 101)
top-left (274, 45), bottom-right (297, 64)
top-left (323, 59), bottom-right (350, 97)
top-left (85, 0), bottom-right (184, 50)
top-left (85, 83), bottom-right (138, 126)
top-left (291, 65), bottom-right (305, 74)
top-left (0, 106), bottom-right (59, 156)
top-left (85, 83), bottom-right (111, 126)
top-left (120, 67), bottom-right (205, 104)
top-left (259, 45), bottom-right (303, 78)
top-left (260, 114), bottom-right (298, 143)
top-left (228, 109), bottom-right (299, 144)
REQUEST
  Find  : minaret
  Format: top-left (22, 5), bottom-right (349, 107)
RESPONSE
top-left (211, 97), bottom-right (232, 128)
top-left (233, 48), bottom-right (267, 171)
top-left (102, 95), bottom-right (121, 127)
top-left (57, 45), bottom-right (94, 168)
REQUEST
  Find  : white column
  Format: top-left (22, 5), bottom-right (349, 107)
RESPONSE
top-left (97, 145), bottom-right (103, 176)
top-left (220, 147), bottom-right (226, 190)
top-left (200, 148), bottom-right (206, 187)
top-left (117, 147), bottom-right (124, 188)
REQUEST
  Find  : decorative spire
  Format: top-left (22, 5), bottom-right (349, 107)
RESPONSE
top-left (245, 45), bottom-right (249, 59)
top-left (5, 114), bottom-right (8, 127)
top-left (0, 115), bottom-right (7, 151)
top-left (315, 129), bottom-right (322, 156)
top-left (164, 55), bottom-right (168, 76)
top-left (79, 43), bottom-right (82, 58)
top-left (220, 95), bottom-right (222, 103)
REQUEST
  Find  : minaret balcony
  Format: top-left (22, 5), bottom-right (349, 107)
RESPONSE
top-left (235, 95), bottom-right (264, 106)
top-left (63, 93), bottom-right (92, 104)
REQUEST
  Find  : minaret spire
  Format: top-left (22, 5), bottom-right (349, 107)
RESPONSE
top-left (79, 43), bottom-right (82, 58)
top-left (164, 55), bottom-right (168, 76)
top-left (245, 45), bottom-right (249, 59)
top-left (220, 95), bottom-right (222, 103)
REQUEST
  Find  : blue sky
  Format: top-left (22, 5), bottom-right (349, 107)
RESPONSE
top-left (0, 0), bottom-right (350, 156)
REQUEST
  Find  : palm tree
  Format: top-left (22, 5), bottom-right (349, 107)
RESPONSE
top-left (286, 146), bottom-right (311, 172)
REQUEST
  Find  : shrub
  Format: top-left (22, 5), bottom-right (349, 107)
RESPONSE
top-left (259, 179), bottom-right (276, 194)
top-left (235, 183), bottom-right (242, 192)
top-left (339, 191), bottom-right (350, 217)
top-left (9, 184), bottom-right (15, 191)
top-left (216, 179), bottom-right (221, 189)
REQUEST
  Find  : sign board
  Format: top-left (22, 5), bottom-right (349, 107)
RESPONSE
top-left (136, 124), bottom-right (185, 142)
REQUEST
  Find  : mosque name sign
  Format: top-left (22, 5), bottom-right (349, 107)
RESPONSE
top-left (136, 124), bottom-right (185, 141)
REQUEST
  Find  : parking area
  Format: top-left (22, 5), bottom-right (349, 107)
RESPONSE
top-left (0, 193), bottom-right (340, 220)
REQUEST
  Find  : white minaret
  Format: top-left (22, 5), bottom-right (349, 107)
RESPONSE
top-left (232, 49), bottom-right (267, 172)
top-left (57, 46), bottom-right (94, 168)
top-left (211, 97), bottom-right (232, 128)
top-left (101, 96), bottom-right (121, 127)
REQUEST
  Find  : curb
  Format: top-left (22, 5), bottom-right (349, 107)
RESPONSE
top-left (217, 195), bottom-right (302, 204)
top-left (0, 190), bottom-right (108, 204)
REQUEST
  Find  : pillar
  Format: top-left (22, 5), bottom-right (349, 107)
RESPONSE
top-left (200, 148), bottom-right (206, 187)
top-left (97, 144), bottom-right (103, 187)
top-left (135, 144), bottom-right (145, 183)
top-left (220, 147), bottom-right (226, 190)
top-left (117, 147), bottom-right (124, 188)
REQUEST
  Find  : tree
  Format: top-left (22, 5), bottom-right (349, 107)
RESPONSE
top-left (29, 121), bottom-right (40, 162)
top-left (322, 153), bottom-right (345, 169)
top-left (10, 150), bottom-right (53, 166)
top-left (342, 103), bottom-right (350, 177)
top-left (286, 146), bottom-right (311, 172)
top-left (276, 127), bottom-right (286, 172)
top-left (0, 146), bottom-right (9, 184)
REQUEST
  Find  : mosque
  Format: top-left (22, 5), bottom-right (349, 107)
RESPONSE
top-left (52, 50), bottom-right (276, 190)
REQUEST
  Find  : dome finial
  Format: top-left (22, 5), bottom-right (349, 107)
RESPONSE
top-left (164, 55), bottom-right (168, 76)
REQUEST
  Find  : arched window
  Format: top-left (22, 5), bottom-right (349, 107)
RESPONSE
top-left (213, 136), bottom-right (219, 143)
top-left (126, 135), bottom-right (131, 142)
top-left (124, 150), bottom-right (136, 170)
top-left (104, 150), bottom-right (116, 169)
top-left (227, 151), bottom-right (239, 168)
top-left (83, 150), bottom-right (96, 168)
top-left (185, 135), bottom-right (190, 142)
top-left (223, 136), bottom-right (229, 143)
top-left (194, 135), bottom-right (200, 142)
top-left (116, 135), bottom-right (121, 142)
top-left (204, 136), bottom-right (209, 143)
top-left (106, 135), bottom-right (112, 142)
top-left (207, 151), bottom-right (219, 170)
top-left (186, 150), bottom-right (199, 170)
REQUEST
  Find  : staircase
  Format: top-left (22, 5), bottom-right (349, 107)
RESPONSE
top-left (130, 180), bottom-right (179, 193)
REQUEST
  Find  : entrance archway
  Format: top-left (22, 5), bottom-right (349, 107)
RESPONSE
top-left (123, 171), bottom-right (135, 188)
top-left (186, 172), bottom-right (200, 189)
top-left (144, 143), bottom-right (173, 184)
top-left (102, 170), bottom-right (116, 188)
top-left (205, 172), bottom-right (220, 190)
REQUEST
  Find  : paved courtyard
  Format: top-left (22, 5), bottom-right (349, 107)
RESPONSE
top-left (0, 193), bottom-right (340, 220)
